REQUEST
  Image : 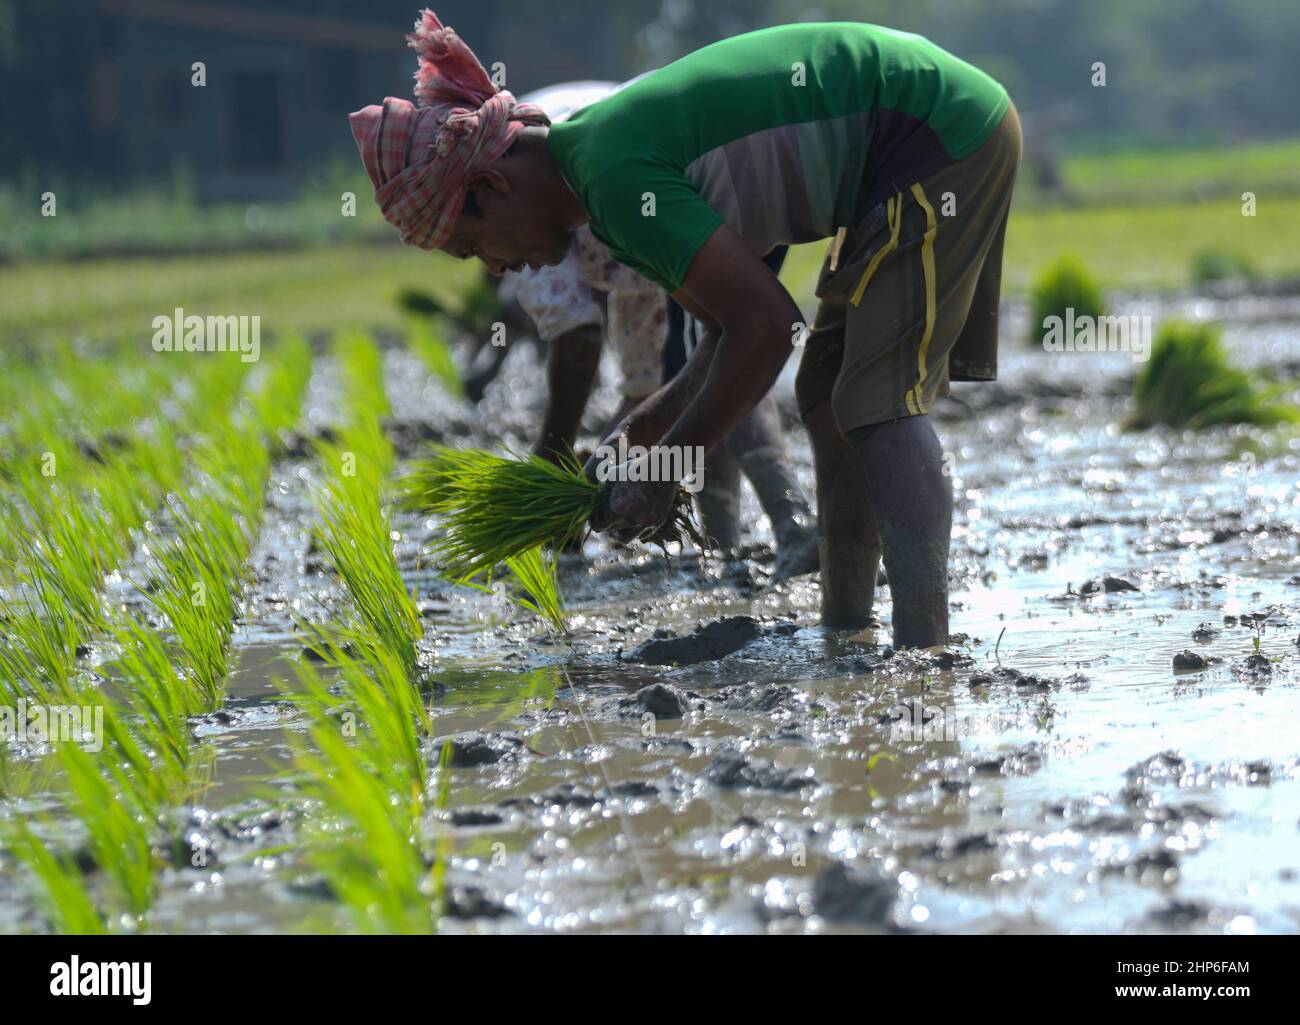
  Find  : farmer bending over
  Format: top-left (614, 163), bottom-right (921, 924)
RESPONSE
top-left (350, 12), bottom-right (1020, 648)
top-left (493, 80), bottom-right (818, 579)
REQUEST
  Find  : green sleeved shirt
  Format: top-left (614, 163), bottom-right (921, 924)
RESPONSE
top-left (547, 22), bottom-right (1010, 291)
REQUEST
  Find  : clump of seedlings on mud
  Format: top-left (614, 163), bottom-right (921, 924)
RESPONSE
top-left (1028, 253), bottom-right (1106, 344)
top-left (1129, 320), bottom-right (1300, 430)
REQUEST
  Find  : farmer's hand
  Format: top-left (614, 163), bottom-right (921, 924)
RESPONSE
top-left (592, 478), bottom-right (679, 543)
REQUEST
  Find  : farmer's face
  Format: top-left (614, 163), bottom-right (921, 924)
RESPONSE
top-left (443, 166), bottom-right (571, 276)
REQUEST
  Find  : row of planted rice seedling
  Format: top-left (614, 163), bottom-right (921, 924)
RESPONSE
top-left (287, 330), bottom-right (445, 933)
top-left (2, 336), bottom-right (313, 932)
top-left (0, 347), bottom-right (249, 704)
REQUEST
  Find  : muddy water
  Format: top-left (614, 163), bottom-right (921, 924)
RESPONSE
top-left (29, 298), bottom-right (1300, 934)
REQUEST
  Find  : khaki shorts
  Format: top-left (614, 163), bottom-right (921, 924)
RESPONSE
top-left (795, 102), bottom-right (1022, 433)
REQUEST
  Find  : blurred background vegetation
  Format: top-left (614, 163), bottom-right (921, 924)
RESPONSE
top-left (1, 0), bottom-right (1297, 338)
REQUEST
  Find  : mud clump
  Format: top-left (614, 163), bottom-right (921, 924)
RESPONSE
top-left (500, 783), bottom-right (596, 810)
top-left (1242, 653), bottom-right (1272, 675)
top-left (626, 615), bottom-right (762, 666)
top-left (920, 832), bottom-right (1000, 860)
top-left (702, 749), bottom-right (813, 792)
top-left (444, 885), bottom-right (511, 920)
top-left (1148, 900), bottom-right (1211, 927)
top-left (620, 683), bottom-right (686, 719)
top-left (711, 683), bottom-right (799, 713)
top-left (1078, 575), bottom-right (1141, 596)
top-left (1173, 650), bottom-right (1211, 671)
top-left (444, 807), bottom-right (504, 827)
top-left (810, 862), bottom-right (898, 926)
top-left (441, 732), bottom-right (528, 767)
top-left (968, 667), bottom-right (1080, 692)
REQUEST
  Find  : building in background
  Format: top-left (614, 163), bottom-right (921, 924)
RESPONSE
top-left (0, 0), bottom-right (651, 201)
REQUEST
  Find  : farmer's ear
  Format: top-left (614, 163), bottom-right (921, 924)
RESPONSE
top-left (464, 167), bottom-right (511, 198)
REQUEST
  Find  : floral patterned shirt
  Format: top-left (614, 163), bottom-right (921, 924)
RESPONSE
top-left (498, 81), bottom-right (668, 400)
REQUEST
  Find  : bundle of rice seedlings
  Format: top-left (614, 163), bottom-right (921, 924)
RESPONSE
top-left (1028, 253), bottom-right (1105, 346)
top-left (400, 446), bottom-right (702, 584)
top-left (1190, 247), bottom-right (1257, 287)
top-left (1129, 320), bottom-right (1300, 430)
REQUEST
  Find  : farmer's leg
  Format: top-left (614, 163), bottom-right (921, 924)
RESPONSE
top-left (796, 302), bottom-right (879, 628)
top-left (695, 438), bottom-right (742, 551)
top-left (728, 394), bottom-right (820, 578)
top-left (805, 402), bottom-right (880, 626)
top-left (848, 416), bottom-right (950, 647)
top-left (831, 102), bottom-right (1021, 648)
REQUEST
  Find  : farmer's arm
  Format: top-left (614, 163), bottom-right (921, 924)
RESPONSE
top-left (592, 227), bottom-right (802, 533)
top-left (593, 321), bottom-right (720, 453)
top-left (593, 227), bottom-right (796, 459)
top-left (660, 226), bottom-right (800, 455)
top-left (534, 322), bottom-right (602, 462)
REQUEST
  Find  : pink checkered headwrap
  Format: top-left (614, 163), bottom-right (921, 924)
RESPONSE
top-left (348, 9), bottom-right (549, 251)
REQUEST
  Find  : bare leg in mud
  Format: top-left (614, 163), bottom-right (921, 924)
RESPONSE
top-left (729, 394), bottom-right (820, 580)
top-left (695, 437), bottom-right (742, 550)
top-left (849, 414), bottom-right (951, 649)
top-left (692, 396), bottom-right (820, 576)
top-left (803, 400), bottom-right (880, 630)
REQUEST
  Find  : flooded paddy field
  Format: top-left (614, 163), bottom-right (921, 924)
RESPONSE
top-left (2, 293), bottom-right (1298, 936)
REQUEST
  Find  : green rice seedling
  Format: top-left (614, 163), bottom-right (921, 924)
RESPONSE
top-left (289, 645), bottom-right (439, 934)
top-left (307, 333), bottom-right (420, 673)
top-left (0, 573), bottom-right (82, 701)
top-left (295, 728), bottom-right (438, 934)
top-left (405, 317), bottom-right (464, 400)
top-left (400, 445), bottom-right (701, 582)
top-left (144, 519), bottom-right (242, 707)
top-left (1028, 253), bottom-right (1106, 345)
top-left (400, 447), bottom-right (599, 580)
top-left (246, 331), bottom-right (314, 441)
top-left (104, 617), bottom-right (207, 802)
top-left (396, 287), bottom-right (447, 319)
top-left (334, 329), bottom-right (392, 425)
top-left (1190, 247), bottom-right (1257, 286)
top-left (7, 481), bottom-right (117, 632)
top-left (55, 742), bottom-right (160, 925)
top-left (1129, 320), bottom-right (1300, 430)
top-left (310, 456), bottom-right (422, 679)
top-left (5, 820), bottom-right (108, 934)
top-left (503, 546), bottom-right (568, 635)
top-left (293, 634), bottom-right (432, 801)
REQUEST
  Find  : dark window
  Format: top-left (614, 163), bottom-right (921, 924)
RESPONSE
top-left (316, 48), bottom-right (360, 110)
top-left (151, 72), bottom-right (188, 128)
top-left (230, 71), bottom-right (282, 171)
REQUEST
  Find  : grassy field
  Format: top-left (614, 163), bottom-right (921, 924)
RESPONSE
top-left (1052, 138), bottom-right (1300, 207)
top-left (0, 243), bottom-right (480, 341)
